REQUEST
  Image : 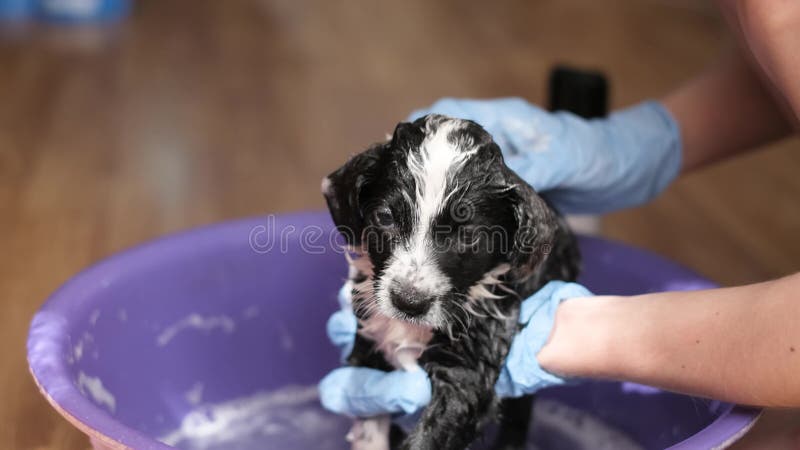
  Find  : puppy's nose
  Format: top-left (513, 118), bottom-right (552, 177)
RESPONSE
top-left (389, 283), bottom-right (431, 317)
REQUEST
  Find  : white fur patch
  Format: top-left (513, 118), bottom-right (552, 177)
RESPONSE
top-left (463, 264), bottom-right (513, 321)
top-left (358, 313), bottom-right (432, 370)
top-left (377, 119), bottom-right (478, 326)
top-left (320, 176), bottom-right (332, 195)
top-left (467, 263), bottom-right (511, 301)
top-left (408, 120), bottom-right (476, 244)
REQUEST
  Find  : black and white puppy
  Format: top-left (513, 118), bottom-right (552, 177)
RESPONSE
top-left (323, 115), bottom-right (580, 450)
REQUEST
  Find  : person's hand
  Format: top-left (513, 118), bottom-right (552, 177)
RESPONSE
top-left (408, 98), bottom-right (682, 214)
top-left (494, 281), bottom-right (592, 397)
top-left (318, 280), bottom-right (593, 418)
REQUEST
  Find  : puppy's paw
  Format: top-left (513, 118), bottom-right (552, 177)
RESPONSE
top-left (348, 417), bottom-right (391, 450)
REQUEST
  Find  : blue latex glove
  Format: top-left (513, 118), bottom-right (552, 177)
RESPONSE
top-left (326, 282), bottom-right (358, 362)
top-left (494, 281), bottom-right (593, 397)
top-left (318, 280), bottom-right (593, 418)
top-left (409, 98), bottom-right (682, 214)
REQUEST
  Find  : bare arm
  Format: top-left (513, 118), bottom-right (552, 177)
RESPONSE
top-left (538, 273), bottom-right (800, 408)
top-left (660, 0), bottom-right (800, 172)
top-left (662, 52), bottom-right (791, 172)
top-left (716, 0), bottom-right (800, 126)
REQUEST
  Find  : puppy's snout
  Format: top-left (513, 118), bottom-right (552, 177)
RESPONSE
top-left (389, 282), bottom-right (431, 317)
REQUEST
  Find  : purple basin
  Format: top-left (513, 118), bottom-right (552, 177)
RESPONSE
top-left (27, 212), bottom-right (759, 450)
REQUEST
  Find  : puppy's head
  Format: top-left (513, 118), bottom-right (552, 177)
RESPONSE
top-left (323, 115), bottom-right (559, 329)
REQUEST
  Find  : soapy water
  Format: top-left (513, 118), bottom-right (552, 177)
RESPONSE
top-left (159, 385), bottom-right (643, 450)
top-left (159, 385), bottom-right (349, 450)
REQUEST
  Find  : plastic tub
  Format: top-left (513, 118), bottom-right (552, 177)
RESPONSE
top-left (27, 212), bottom-right (760, 449)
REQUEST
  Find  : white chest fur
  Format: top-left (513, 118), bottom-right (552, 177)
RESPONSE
top-left (358, 313), bottom-right (433, 371)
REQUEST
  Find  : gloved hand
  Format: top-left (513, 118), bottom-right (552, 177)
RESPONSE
top-left (408, 98), bottom-right (682, 214)
top-left (318, 280), bottom-right (593, 418)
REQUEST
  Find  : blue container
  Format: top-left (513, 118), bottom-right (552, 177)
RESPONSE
top-left (0, 0), bottom-right (34, 21)
top-left (36, 0), bottom-right (131, 23)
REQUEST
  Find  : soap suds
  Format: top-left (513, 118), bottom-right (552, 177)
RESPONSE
top-left (89, 309), bottom-right (101, 326)
top-left (77, 371), bottom-right (117, 413)
top-left (72, 332), bottom-right (94, 362)
top-left (156, 314), bottom-right (236, 347)
top-left (185, 382), bottom-right (204, 405)
top-left (157, 386), bottom-right (642, 450)
top-left (159, 385), bottom-right (347, 450)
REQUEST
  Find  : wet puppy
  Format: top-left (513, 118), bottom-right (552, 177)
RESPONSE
top-left (323, 115), bottom-right (580, 450)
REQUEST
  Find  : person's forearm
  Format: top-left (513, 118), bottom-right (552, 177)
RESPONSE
top-left (538, 273), bottom-right (800, 407)
top-left (662, 51), bottom-right (791, 172)
top-left (716, 0), bottom-right (800, 126)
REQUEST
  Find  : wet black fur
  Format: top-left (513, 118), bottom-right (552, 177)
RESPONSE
top-left (324, 115), bottom-right (580, 450)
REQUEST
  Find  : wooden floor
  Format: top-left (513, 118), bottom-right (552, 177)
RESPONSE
top-left (1, 1), bottom-right (798, 448)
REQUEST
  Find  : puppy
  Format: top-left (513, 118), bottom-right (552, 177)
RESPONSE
top-left (323, 115), bottom-right (580, 450)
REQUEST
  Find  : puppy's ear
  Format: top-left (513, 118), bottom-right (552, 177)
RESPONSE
top-left (322, 143), bottom-right (384, 247)
top-left (505, 170), bottom-right (580, 288)
top-left (506, 172), bottom-right (558, 283)
top-left (390, 118), bottom-right (426, 154)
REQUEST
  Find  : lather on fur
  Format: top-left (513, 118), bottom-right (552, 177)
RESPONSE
top-left (323, 115), bottom-right (580, 450)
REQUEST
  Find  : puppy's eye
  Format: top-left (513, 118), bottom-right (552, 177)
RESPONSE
top-left (373, 208), bottom-right (395, 228)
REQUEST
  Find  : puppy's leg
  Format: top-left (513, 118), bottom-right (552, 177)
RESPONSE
top-left (402, 312), bottom-right (517, 450)
top-left (347, 416), bottom-right (391, 450)
top-left (346, 332), bottom-right (394, 450)
top-left (490, 396), bottom-right (535, 450)
top-left (401, 365), bottom-right (496, 450)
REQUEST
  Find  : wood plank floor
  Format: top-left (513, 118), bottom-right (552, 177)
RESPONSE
top-left (1, 1), bottom-right (798, 448)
